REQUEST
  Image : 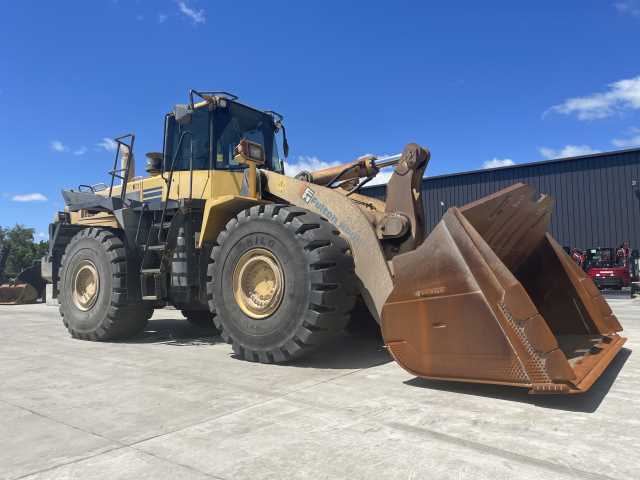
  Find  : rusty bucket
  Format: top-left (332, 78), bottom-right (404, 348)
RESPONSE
top-left (0, 283), bottom-right (39, 305)
top-left (381, 183), bottom-right (626, 394)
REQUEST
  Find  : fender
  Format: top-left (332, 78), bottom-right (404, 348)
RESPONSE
top-left (197, 195), bottom-right (267, 248)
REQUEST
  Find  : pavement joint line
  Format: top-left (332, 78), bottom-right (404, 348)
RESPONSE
top-left (3, 305), bottom-right (636, 479)
top-left (241, 387), bottom-right (627, 480)
top-left (385, 421), bottom-right (623, 480)
top-left (121, 447), bottom-right (229, 480)
top-left (2, 361), bottom-right (371, 480)
top-left (10, 446), bottom-right (125, 480)
top-left (10, 444), bottom-right (227, 480)
top-left (0, 398), bottom-right (227, 480)
top-left (127, 366), bottom-right (370, 450)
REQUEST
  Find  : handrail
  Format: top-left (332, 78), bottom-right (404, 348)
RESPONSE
top-left (107, 134), bottom-right (135, 202)
top-left (189, 89), bottom-right (238, 108)
top-left (158, 130), bottom-right (192, 243)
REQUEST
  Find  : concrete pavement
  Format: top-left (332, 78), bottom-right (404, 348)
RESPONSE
top-left (0, 300), bottom-right (638, 480)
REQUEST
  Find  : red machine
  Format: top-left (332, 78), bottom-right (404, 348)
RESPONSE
top-left (585, 248), bottom-right (631, 289)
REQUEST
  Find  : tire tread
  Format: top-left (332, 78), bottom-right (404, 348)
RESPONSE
top-left (207, 204), bottom-right (356, 363)
top-left (59, 227), bottom-right (152, 341)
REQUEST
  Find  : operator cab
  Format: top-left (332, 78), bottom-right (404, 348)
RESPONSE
top-left (154, 91), bottom-right (286, 175)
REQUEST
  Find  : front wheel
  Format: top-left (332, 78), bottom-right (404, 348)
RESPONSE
top-left (58, 228), bottom-right (152, 340)
top-left (207, 204), bottom-right (356, 363)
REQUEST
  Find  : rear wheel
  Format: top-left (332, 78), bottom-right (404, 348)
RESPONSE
top-left (207, 204), bottom-right (356, 363)
top-left (59, 228), bottom-right (152, 340)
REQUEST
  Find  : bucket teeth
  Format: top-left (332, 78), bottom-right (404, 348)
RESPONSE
top-left (381, 183), bottom-right (626, 394)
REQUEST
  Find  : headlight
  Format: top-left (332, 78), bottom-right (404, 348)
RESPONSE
top-left (235, 139), bottom-right (265, 164)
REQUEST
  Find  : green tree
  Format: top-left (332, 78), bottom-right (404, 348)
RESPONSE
top-left (0, 225), bottom-right (48, 278)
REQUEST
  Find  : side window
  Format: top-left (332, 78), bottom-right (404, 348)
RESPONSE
top-left (181, 109), bottom-right (210, 170)
top-left (166, 109), bottom-right (211, 171)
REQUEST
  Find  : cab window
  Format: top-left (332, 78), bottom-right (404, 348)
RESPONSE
top-left (215, 104), bottom-right (275, 170)
top-left (165, 108), bottom-right (211, 171)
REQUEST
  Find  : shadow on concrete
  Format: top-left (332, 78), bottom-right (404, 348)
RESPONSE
top-left (121, 316), bottom-right (392, 369)
top-left (121, 318), bottom-right (220, 346)
top-left (265, 333), bottom-right (392, 370)
top-left (404, 348), bottom-right (631, 413)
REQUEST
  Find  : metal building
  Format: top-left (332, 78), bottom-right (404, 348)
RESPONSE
top-left (365, 147), bottom-right (640, 249)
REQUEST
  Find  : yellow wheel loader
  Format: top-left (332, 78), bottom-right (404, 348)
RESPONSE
top-left (42, 90), bottom-right (626, 394)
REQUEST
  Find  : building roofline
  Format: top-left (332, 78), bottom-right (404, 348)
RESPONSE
top-left (417, 147), bottom-right (640, 182)
top-left (361, 146), bottom-right (640, 192)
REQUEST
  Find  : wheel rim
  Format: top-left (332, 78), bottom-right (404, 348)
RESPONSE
top-left (232, 248), bottom-right (284, 319)
top-left (72, 260), bottom-right (100, 311)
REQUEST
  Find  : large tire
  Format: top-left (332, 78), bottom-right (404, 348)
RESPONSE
top-left (59, 228), bottom-right (152, 341)
top-left (207, 204), bottom-right (356, 363)
top-left (181, 309), bottom-right (217, 328)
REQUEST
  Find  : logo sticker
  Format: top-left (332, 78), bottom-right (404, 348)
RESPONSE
top-left (302, 187), bottom-right (315, 204)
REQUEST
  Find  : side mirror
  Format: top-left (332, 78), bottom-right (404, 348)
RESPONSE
top-left (174, 104), bottom-right (193, 124)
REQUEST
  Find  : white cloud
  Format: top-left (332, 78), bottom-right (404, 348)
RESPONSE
top-left (73, 146), bottom-right (88, 156)
top-left (176, 1), bottom-right (205, 24)
top-left (615, 1), bottom-right (640, 17)
top-left (50, 140), bottom-right (67, 152)
top-left (96, 137), bottom-right (118, 152)
top-left (158, 13), bottom-right (168, 23)
top-left (284, 156), bottom-right (338, 178)
top-left (482, 158), bottom-right (515, 169)
top-left (547, 75), bottom-right (640, 120)
top-left (12, 193), bottom-right (48, 202)
top-left (612, 127), bottom-right (640, 148)
top-left (284, 155), bottom-right (394, 187)
top-left (539, 145), bottom-right (600, 160)
top-left (35, 232), bottom-right (48, 240)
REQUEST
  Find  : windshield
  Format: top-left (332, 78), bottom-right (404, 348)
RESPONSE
top-left (163, 102), bottom-right (283, 173)
top-left (214, 103), bottom-right (282, 172)
top-left (587, 249), bottom-right (622, 268)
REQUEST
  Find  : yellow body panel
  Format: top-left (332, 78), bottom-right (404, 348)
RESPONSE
top-left (106, 170), bottom-right (245, 202)
top-left (73, 169), bottom-right (252, 241)
top-left (70, 211), bottom-right (119, 228)
top-left (198, 195), bottom-right (265, 247)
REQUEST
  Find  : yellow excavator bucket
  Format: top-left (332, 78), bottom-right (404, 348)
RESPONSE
top-left (381, 183), bottom-right (626, 394)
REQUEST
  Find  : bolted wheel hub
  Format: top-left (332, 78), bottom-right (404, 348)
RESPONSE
top-left (72, 260), bottom-right (100, 311)
top-left (232, 248), bottom-right (284, 319)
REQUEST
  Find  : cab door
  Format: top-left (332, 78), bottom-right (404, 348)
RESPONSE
top-left (166, 106), bottom-right (214, 200)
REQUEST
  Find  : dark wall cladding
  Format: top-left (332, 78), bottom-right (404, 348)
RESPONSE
top-left (364, 149), bottom-right (640, 249)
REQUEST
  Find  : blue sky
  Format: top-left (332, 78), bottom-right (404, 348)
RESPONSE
top-left (1, 1), bottom-right (640, 238)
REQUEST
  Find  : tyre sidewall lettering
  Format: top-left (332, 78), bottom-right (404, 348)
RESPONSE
top-left (216, 222), bottom-right (309, 347)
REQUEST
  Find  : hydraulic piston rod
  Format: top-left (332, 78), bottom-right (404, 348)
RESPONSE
top-left (305, 153), bottom-right (402, 186)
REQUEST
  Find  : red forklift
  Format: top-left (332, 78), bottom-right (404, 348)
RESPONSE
top-left (584, 247), bottom-right (631, 290)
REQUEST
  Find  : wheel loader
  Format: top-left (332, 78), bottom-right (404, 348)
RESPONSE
top-left (0, 245), bottom-right (45, 304)
top-left (42, 90), bottom-right (627, 394)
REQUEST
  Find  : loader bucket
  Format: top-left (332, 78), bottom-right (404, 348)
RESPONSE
top-left (381, 183), bottom-right (626, 394)
top-left (0, 283), bottom-right (38, 305)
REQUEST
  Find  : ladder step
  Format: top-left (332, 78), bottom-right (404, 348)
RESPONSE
top-left (145, 243), bottom-right (166, 252)
top-left (141, 268), bottom-right (161, 275)
top-left (142, 295), bottom-right (159, 301)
